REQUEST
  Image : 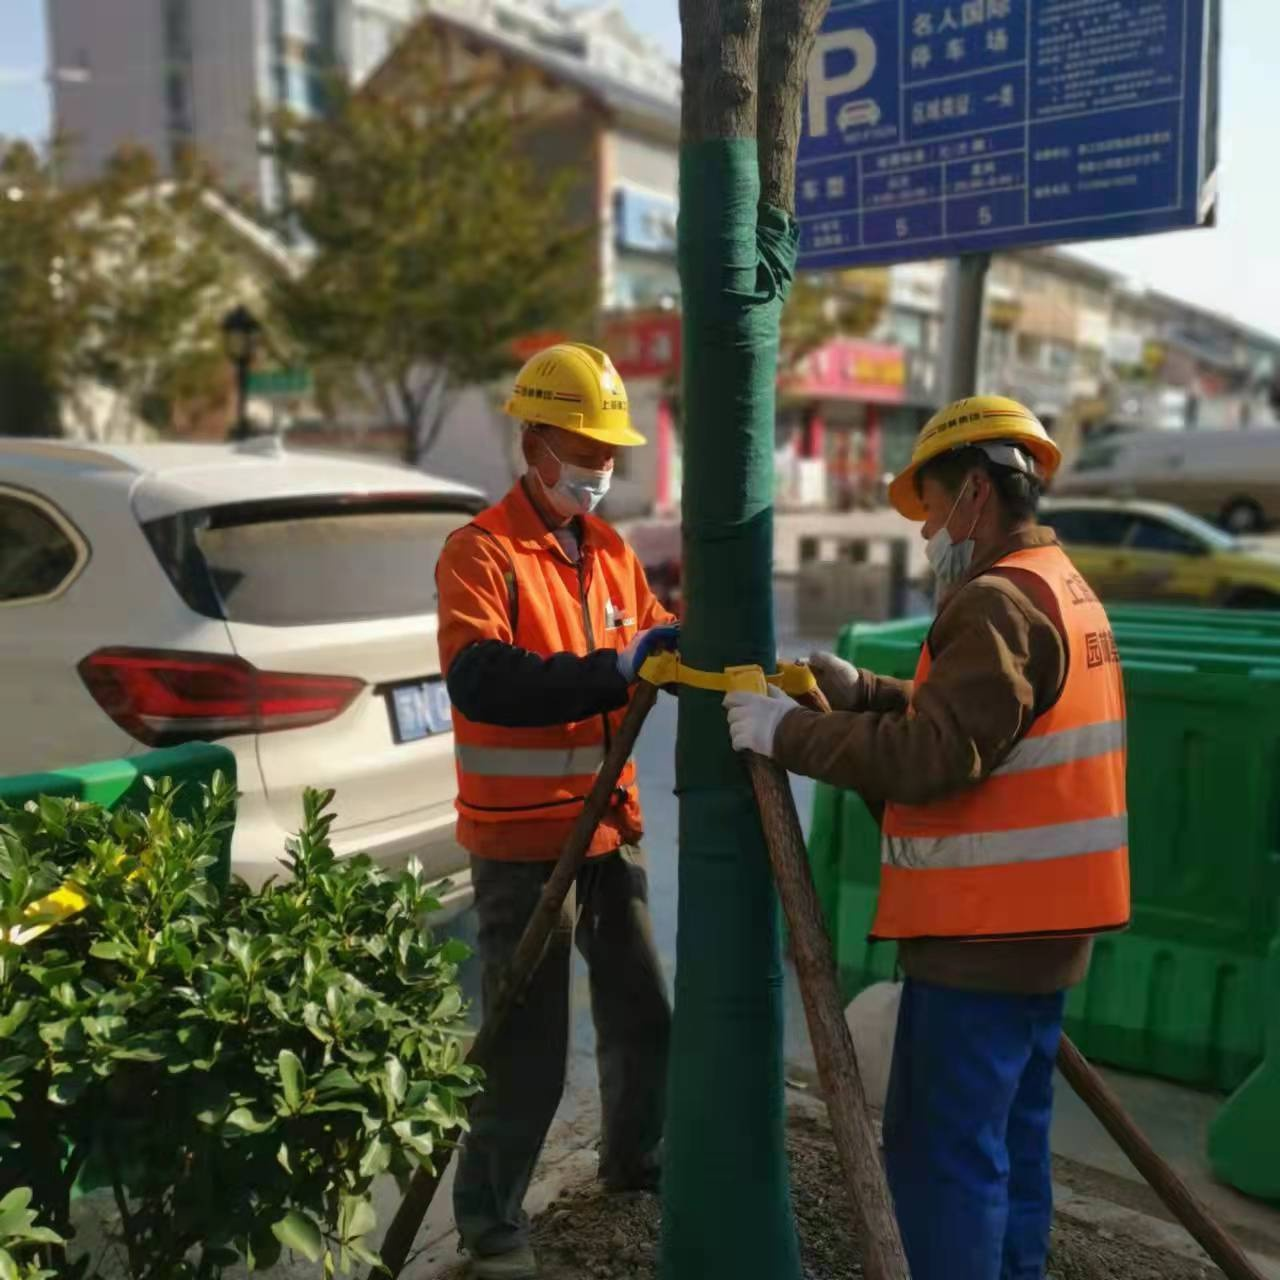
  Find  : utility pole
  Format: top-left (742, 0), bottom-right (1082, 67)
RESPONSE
top-left (942, 252), bottom-right (991, 401)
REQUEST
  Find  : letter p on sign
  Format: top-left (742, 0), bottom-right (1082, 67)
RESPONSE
top-left (807, 28), bottom-right (878, 138)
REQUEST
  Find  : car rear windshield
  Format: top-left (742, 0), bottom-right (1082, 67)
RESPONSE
top-left (143, 495), bottom-right (483, 626)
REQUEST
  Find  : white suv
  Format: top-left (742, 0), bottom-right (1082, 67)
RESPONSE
top-left (0, 437), bottom-right (484, 905)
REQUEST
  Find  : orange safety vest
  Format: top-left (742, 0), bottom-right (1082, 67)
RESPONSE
top-left (875, 544), bottom-right (1131, 942)
top-left (440, 482), bottom-right (658, 860)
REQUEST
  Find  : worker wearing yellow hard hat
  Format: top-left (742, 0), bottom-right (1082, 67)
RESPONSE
top-left (888, 394), bottom-right (1063, 521)
top-left (724, 395), bottom-right (1127, 1280)
top-left (437, 342), bottom-right (677, 1279)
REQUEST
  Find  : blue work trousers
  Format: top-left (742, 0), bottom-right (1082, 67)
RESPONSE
top-left (883, 979), bottom-right (1066, 1280)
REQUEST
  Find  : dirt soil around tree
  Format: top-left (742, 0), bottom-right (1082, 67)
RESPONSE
top-left (447, 1108), bottom-right (1225, 1280)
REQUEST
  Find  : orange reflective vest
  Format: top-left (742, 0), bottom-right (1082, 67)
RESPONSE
top-left (875, 544), bottom-right (1130, 942)
top-left (437, 481), bottom-right (670, 861)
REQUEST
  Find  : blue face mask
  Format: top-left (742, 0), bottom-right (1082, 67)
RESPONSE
top-left (539, 441), bottom-right (612, 517)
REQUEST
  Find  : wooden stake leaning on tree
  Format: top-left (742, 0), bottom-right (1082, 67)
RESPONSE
top-left (374, 683), bottom-right (661, 1280)
top-left (1056, 1036), bottom-right (1266, 1280)
top-left (740, 685), bottom-right (911, 1280)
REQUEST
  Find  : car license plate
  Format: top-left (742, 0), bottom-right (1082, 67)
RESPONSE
top-left (389, 679), bottom-right (452, 744)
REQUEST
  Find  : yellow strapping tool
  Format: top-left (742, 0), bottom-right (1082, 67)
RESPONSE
top-left (640, 652), bottom-right (818, 698)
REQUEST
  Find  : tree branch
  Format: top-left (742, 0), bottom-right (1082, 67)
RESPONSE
top-left (758, 0), bottom-right (832, 212)
top-left (679, 0), bottom-right (762, 141)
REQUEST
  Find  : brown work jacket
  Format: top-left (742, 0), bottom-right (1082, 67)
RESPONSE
top-left (775, 525), bottom-right (1095, 994)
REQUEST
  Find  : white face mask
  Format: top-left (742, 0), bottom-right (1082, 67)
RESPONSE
top-left (926, 481), bottom-right (984, 591)
top-left (538, 440), bottom-right (612, 517)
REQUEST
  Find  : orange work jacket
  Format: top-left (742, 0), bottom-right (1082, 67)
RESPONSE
top-left (875, 543), bottom-right (1131, 942)
top-left (436, 480), bottom-right (672, 861)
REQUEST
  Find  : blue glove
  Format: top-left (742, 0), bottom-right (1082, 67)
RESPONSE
top-left (618, 624), bottom-right (681, 684)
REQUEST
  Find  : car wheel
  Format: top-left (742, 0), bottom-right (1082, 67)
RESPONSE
top-left (1221, 498), bottom-right (1266, 535)
top-left (1224, 588), bottom-right (1280, 611)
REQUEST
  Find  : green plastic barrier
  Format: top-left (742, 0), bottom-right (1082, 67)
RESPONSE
top-left (807, 608), bottom-right (1280, 1099)
top-left (1108, 603), bottom-right (1280, 635)
top-left (0, 743), bottom-right (237, 889)
top-left (1210, 938), bottom-right (1280, 1201)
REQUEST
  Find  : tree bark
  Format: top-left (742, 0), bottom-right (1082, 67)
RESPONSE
top-left (662, 4), bottom-right (830, 1278)
top-left (758, 2), bottom-right (830, 214)
top-left (679, 0), bottom-right (761, 142)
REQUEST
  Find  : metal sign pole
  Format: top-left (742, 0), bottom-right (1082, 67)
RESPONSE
top-left (942, 252), bottom-right (991, 402)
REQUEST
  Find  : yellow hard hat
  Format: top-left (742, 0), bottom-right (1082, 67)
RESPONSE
top-left (889, 395), bottom-right (1062, 521)
top-left (504, 342), bottom-right (646, 447)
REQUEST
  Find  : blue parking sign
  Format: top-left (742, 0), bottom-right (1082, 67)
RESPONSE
top-left (796, 0), bottom-right (1220, 269)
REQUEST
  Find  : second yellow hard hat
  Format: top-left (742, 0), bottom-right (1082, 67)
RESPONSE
top-left (889, 395), bottom-right (1062, 521)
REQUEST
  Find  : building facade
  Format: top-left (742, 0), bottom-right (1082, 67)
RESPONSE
top-left (47, 0), bottom-right (426, 202)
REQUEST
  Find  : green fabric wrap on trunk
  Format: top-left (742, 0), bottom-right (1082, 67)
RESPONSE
top-left (659, 138), bottom-right (802, 1280)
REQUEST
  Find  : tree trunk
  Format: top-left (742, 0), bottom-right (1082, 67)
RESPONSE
top-left (661, 4), bottom-right (829, 1277)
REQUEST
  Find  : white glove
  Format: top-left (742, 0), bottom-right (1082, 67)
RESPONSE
top-left (808, 651), bottom-right (860, 711)
top-left (723, 686), bottom-right (799, 759)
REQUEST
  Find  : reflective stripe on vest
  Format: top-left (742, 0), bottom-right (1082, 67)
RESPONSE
top-left (446, 482), bottom-right (648, 831)
top-left (456, 743), bottom-right (608, 778)
top-left (873, 542), bottom-right (1130, 942)
top-left (993, 719), bottom-right (1125, 777)
top-left (883, 814), bottom-right (1129, 871)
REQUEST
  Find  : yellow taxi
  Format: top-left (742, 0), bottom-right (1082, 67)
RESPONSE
top-left (1039, 497), bottom-right (1280, 609)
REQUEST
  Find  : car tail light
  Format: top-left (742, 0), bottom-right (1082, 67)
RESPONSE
top-left (78, 648), bottom-right (365, 747)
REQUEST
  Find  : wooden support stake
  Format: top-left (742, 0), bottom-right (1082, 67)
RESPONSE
top-left (1056, 1035), bottom-right (1266, 1280)
top-left (375, 683), bottom-right (661, 1279)
top-left (745, 712), bottom-right (911, 1280)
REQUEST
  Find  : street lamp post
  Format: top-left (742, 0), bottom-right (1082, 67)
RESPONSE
top-left (221, 305), bottom-right (262, 442)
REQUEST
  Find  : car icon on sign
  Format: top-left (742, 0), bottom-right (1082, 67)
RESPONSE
top-left (838, 99), bottom-right (882, 132)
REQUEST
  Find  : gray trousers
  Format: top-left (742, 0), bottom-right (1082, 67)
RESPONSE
top-left (453, 847), bottom-right (671, 1258)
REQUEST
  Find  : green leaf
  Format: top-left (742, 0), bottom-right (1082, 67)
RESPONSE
top-left (391, 1120), bottom-right (435, 1158)
top-left (0, 1249), bottom-right (18, 1280)
top-left (358, 1136), bottom-right (391, 1178)
top-left (277, 1049), bottom-right (304, 1111)
top-left (47, 1068), bottom-right (91, 1107)
top-left (272, 1210), bottom-right (323, 1263)
top-left (19, 1228), bottom-right (62, 1246)
top-left (82, 1015), bottom-right (127, 1043)
top-left (0, 1003), bottom-right (31, 1039)
top-left (36, 796), bottom-right (68, 836)
top-left (338, 1194), bottom-right (376, 1243)
top-left (0, 1196), bottom-right (38, 1239)
top-left (314, 1066), bottom-right (360, 1100)
top-left (225, 1107), bottom-right (277, 1135)
top-left (384, 1057), bottom-right (407, 1108)
top-left (89, 940), bottom-right (127, 962)
top-left (431, 987), bottom-right (462, 1022)
top-left (0, 1187), bottom-right (32, 1216)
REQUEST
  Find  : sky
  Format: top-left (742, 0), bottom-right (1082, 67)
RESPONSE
top-left (2, 0), bottom-right (1275, 336)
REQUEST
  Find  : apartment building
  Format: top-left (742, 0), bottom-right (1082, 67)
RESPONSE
top-left (47, 0), bottom-right (426, 202)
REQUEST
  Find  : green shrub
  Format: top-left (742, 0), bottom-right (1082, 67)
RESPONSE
top-left (0, 777), bottom-right (476, 1279)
